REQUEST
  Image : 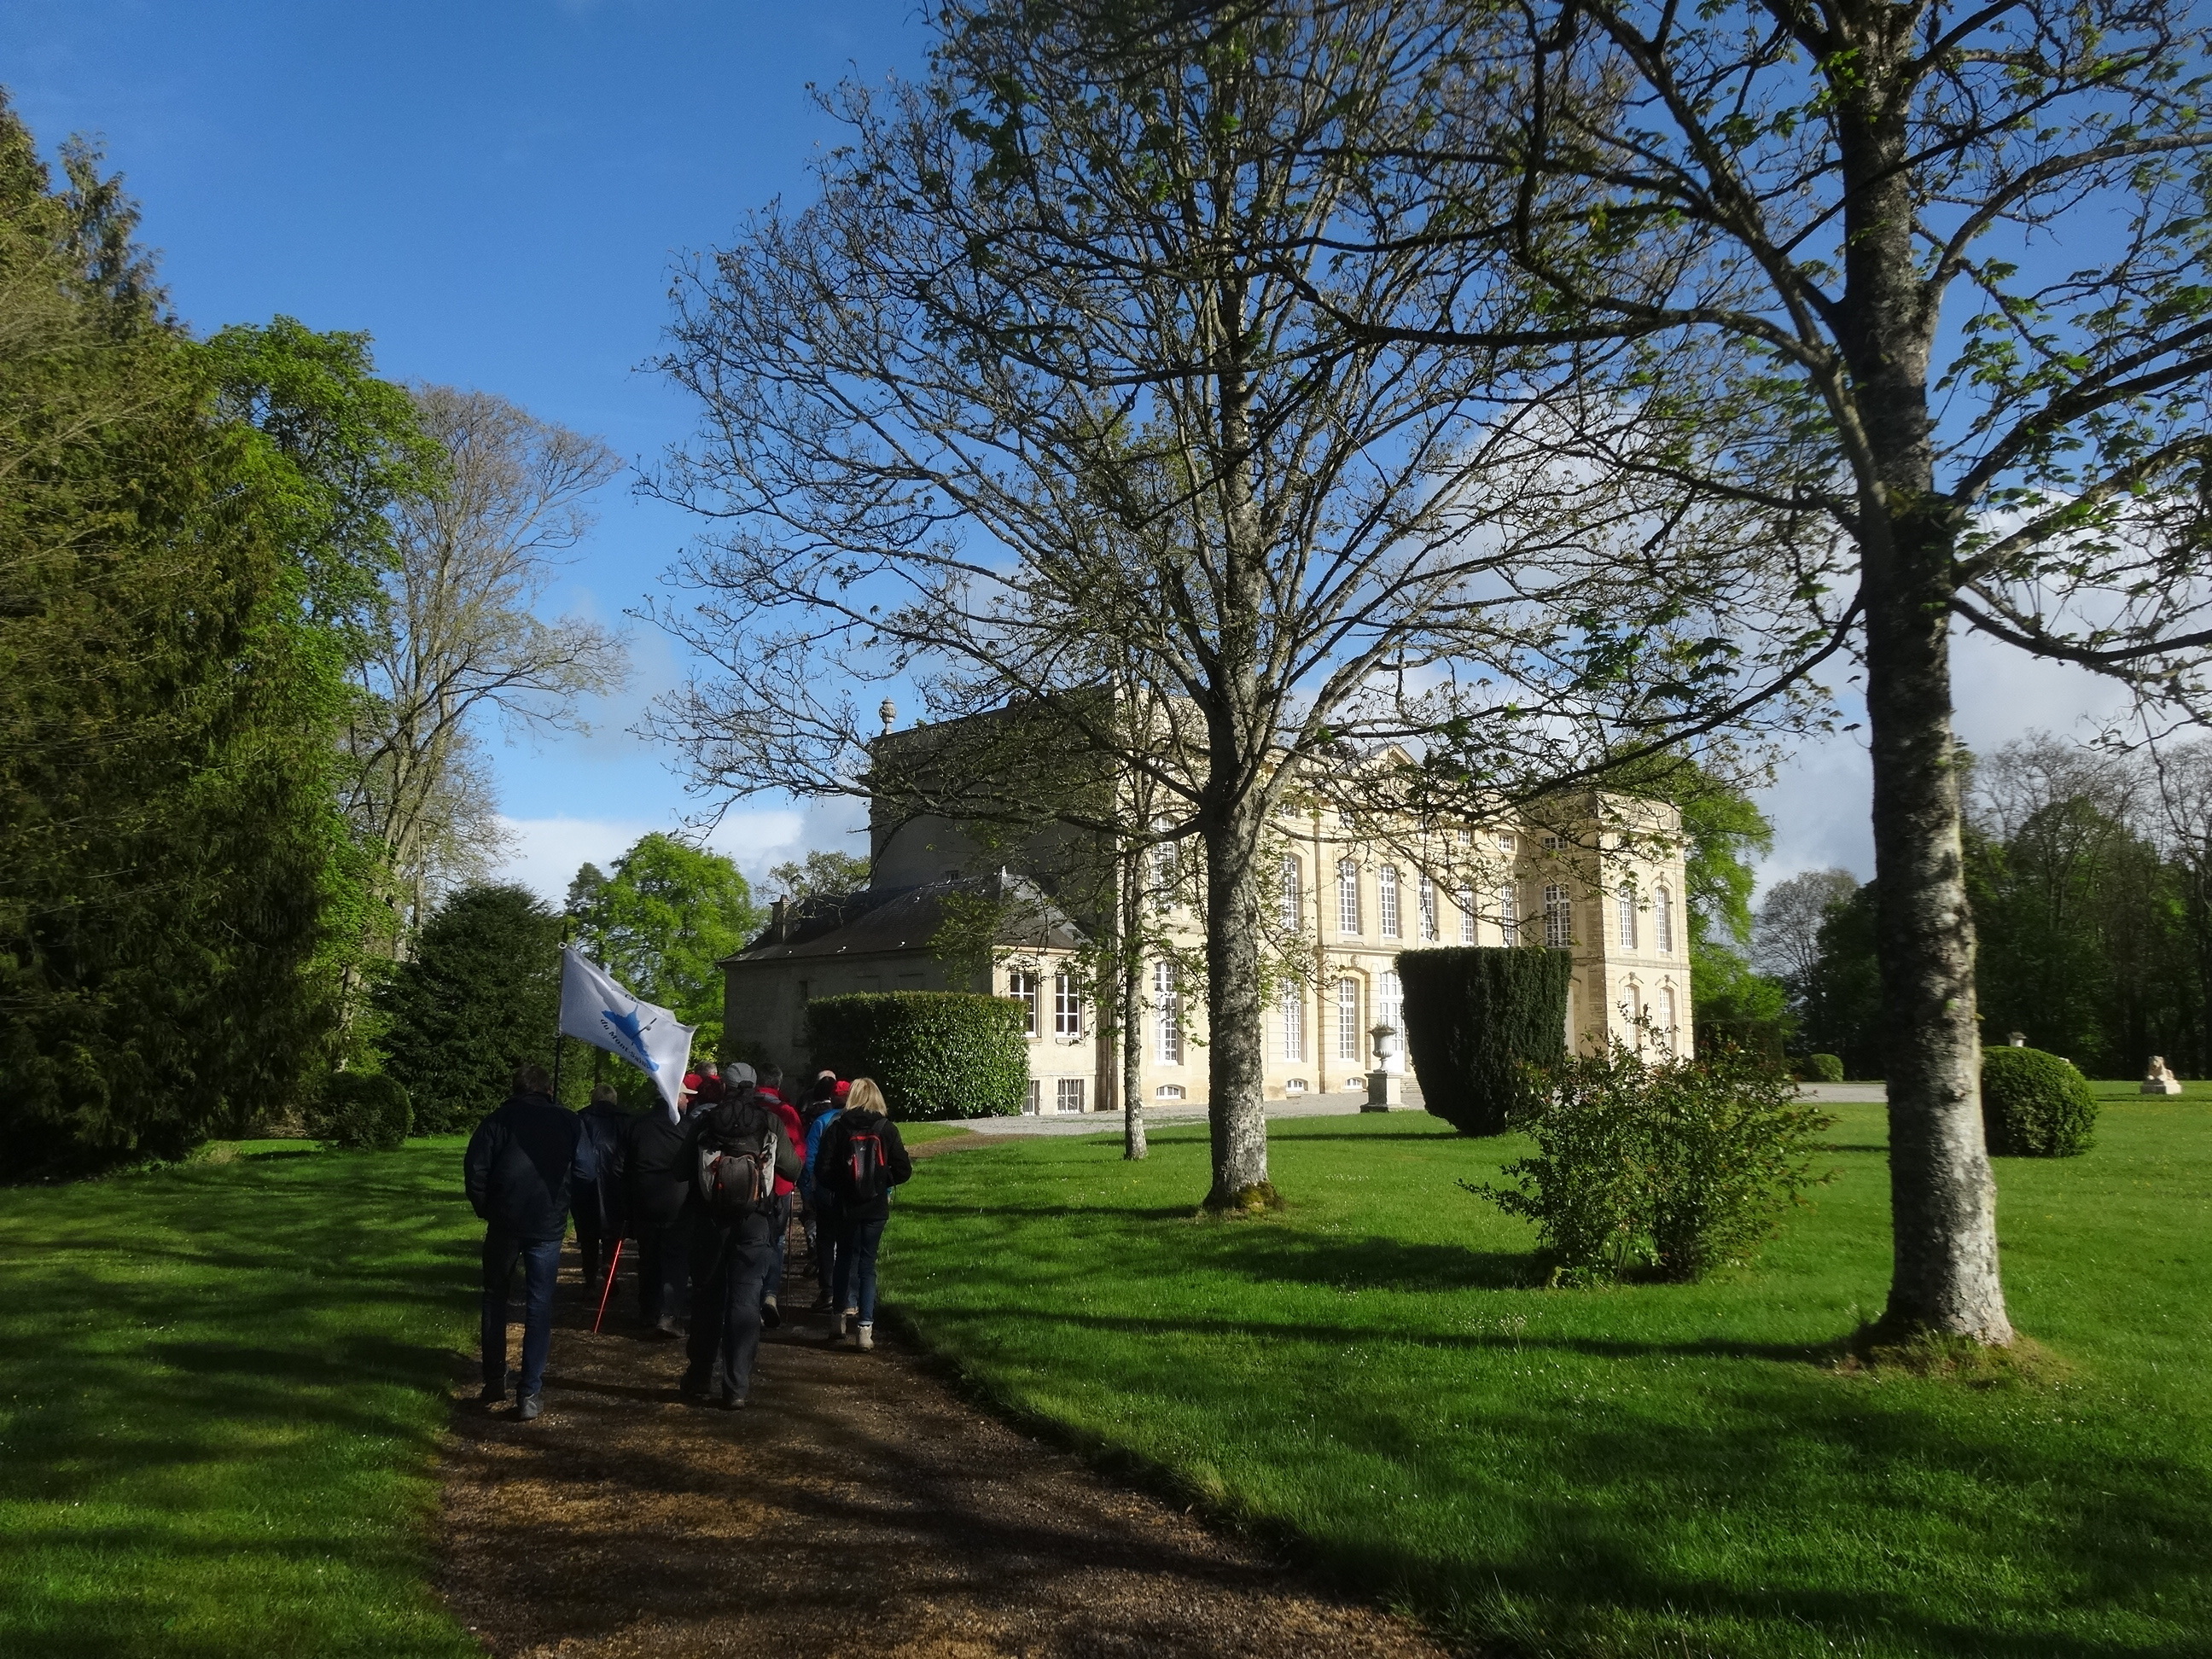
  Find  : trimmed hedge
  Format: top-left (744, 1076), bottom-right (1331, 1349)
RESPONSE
top-left (305, 1073), bottom-right (413, 1152)
top-left (1981, 1045), bottom-right (2098, 1157)
top-left (805, 992), bottom-right (1028, 1121)
top-left (1805, 1053), bottom-right (1845, 1083)
top-left (1399, 946), bottom-right (1572, 1136)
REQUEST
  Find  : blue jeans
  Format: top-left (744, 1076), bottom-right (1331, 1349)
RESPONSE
top-left (480, 1229), bottom-right (562, 1397)
top-left (832, 1214), bottom-right (888, 1322)
top-left (763, 1191), bottom-right (795, 1300)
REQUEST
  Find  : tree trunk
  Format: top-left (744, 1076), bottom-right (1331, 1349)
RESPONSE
top-left (1202, 798), bottom-right (1271, 1208)
top-left (1838, 19), bottom-right (2011, 1344)
top-left (1121, 841), bottom-right (1148, 1160)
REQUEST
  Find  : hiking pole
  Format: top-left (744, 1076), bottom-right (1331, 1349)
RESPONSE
top-left (591, 1237), bottom-right (625, 1334)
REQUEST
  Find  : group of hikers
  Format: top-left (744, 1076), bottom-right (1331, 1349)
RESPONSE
top-left (463, 1059), bottom-right (914, 1419)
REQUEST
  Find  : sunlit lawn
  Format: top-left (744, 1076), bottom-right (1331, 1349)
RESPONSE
top-left (888, 1100), bottom-right (2212, 1658)
top-left (0, 1138), bottom-right (483, 1659)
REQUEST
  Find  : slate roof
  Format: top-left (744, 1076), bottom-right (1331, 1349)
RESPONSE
top-left (719, 870), bottom-right (1088, 967)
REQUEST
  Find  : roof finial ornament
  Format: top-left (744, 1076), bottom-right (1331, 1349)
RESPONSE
top-left (879, 698), bottom-right (897, 736)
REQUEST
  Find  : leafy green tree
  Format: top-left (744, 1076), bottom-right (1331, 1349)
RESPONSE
top-left (571, 835), bottom-right (763, 1058)
top-left (0, 97), bottom-right (389, 1175)
top-left (1801, 885), bottom-right (1886, 1083)
top-left (767, 850), bottom-right (870, 901)
top-left (376, 885), bottom-right (561, 1132)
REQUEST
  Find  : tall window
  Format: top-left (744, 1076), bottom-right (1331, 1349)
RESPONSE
top-left (1379, 864), bottom-right (1401, 937)
top-left (1282, 988), bottom-right (1306, 1062)
top-left (1154, 960), bottom-right (1183, 1064)
top-left (1151, 841), bottom-right (1178, 911)
top-left (1544, 883), bottom-right (1572, 948)
top-left (1617, 887), bottom-right (1638, 949)
top-left (1057, 1077), bottom-right (1086, 1114)
top-left (1279, 855), bottom-right (1302, 930)
top-left (1498, 832), bottom-right (1516, 858)
top-left (1662, 986), bottom-right (1679, 1049)
top-left (1336, 859), bottom-right (1361, 934)
top-left (1336, 977), bottom-right (1362, 1060)
top-left (1499, 882), bottom-right (1519, 944)
top-left (1458, 825), bottom-right (1474, 847)
top-left (1457, 885), bottom-right (1476, 944)
top-left (1053, 969), bottom-right (1082, 1038)
top-left (1655, 887), bottom-right (1674, 955)
top-left (1418, 874), bottom-right (1438, 941)
top-left (1379, 970), bottom-right (1402, 1039)
top-left (1008, 969), bottom-right (1039, 1036)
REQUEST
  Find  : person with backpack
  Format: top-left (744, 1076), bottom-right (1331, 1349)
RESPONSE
top-left (572, 1082), bottom-right (628, 1297)
top-left (463, 1062), bottom-right (581, 1421)
top-left (620, 1072), bottom-right (701, 1338)
top-left (797, 1074), bottom-right (842, 1309)
top-left (817, 1076), bottom-right (912, 1352)
top-left (749, 1063), bottom-right (804, 1327)
top-left (682, 1072), bottom-right (800, 1408)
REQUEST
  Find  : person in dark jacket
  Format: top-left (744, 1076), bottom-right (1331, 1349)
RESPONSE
top-left (463, 1063), bottom-right (581, 1420)
top-left (682, 1080), bottom-right (800, 1408)
top-left (620, 1072), bottom-right (700, 1336)
top-left (572, 1083), bottom-right (628, 1295)
top-left (817, 1076), bottom-right (912, 1353)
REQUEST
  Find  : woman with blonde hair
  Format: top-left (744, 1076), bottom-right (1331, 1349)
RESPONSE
top-left (817, 1077), bottom-right (912, 1351)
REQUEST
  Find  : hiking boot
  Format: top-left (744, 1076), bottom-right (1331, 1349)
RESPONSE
top-left (808, 1293), bottom-right (833, 1313)
top-left (647, 1316), bottom-right (680, 1342)
top-left (477, 1380), bottom-right (506, 1404)
top-left (836, 1309), bottom-right (857, 1338)
top-left (678, 1377), bottom-right (713, 1406)
top-left (856, 1322), bottom-right (875, 1353)
top-left (516, 1393), bottom-right (544, 1423)
top-left (760, 1295), bottom-right (781, 1329)
top-left (719, 1387), bottom-right (748, 1411)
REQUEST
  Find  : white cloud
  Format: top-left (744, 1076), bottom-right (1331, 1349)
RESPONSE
top-left (1749, 622), bottom-right (2135, 894)
top-left (494, 806), bottom-right (809, 903)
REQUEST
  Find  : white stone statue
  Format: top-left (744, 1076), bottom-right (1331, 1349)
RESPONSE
top-left (2142, 1056), bottom-right (2184, 1096)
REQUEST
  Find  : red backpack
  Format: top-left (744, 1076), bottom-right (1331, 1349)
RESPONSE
top-left (839, 1115), bottom-right (888, 1203)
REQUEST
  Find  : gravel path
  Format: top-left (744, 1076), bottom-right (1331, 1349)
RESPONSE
top-left (438, 1143), bottom-right (1456, 1659)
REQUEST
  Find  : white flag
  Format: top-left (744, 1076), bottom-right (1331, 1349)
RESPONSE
top-left (558, 946), bottom-right (696, 1118)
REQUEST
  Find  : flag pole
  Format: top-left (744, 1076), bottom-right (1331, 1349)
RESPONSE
top-left (551, 918), bottom-right (573, 1101)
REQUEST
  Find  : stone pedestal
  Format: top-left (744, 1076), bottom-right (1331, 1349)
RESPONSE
top-left (1363, 1068), bottom-right (1402, 1111)
top-left (2143, 1056), bottom-right (2185, 1095)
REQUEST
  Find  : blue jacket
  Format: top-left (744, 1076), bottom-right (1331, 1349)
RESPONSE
top-left (803, 1108), bottom-right (841, 1204)
top-left (463, 1091), bottom-right (581, 1241)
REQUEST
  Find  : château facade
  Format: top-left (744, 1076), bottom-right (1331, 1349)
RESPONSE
top-left (721, 724), bottom-right (1691, 1115)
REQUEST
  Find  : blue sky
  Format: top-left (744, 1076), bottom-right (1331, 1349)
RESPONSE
top-left (3, 1), bottom-right (2129, 907)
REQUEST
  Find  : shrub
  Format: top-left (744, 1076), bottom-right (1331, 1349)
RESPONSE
top-left (1470, 1043), bottom-right (1833, 1283)
top-left (1981, 1045), bottom-right (2098, 1157)
top-left (305, 1073), bottom-right (413, 1152)
top-left (1398, 946), bottom-right (1572, 1136)
top-left (804, 992), bottom-right (1027, 1121)
top-left (1806, 1053), bottom-right (1845, 1083)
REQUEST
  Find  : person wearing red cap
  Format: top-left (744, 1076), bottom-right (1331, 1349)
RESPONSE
top-left (750, 1065), bottom-right (805, 1326)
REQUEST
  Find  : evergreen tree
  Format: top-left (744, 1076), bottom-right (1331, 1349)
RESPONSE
top-left (376, 885), bottom-right (561, 1132)
top-left (0, 97), bottom-right (390, 1176)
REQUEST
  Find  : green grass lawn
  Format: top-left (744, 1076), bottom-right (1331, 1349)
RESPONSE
top-left (0, 1138), bottom-right (483, 1659)
top-left (886, 1099), bottom-right (2212, 1658)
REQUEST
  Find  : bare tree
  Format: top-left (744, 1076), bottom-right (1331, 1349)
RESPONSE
top-left (1753, 868), bottom-right (1860, 992)
top-left (1325, 0), bottom-right (2212, 1344)
top-left (649, 3), bottom-right (1816, 1208)
top-left (347, 385), bottom-right (627, 943)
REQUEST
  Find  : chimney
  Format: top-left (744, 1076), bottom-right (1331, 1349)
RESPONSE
top-left (771, 898), bottom-right (789, 942)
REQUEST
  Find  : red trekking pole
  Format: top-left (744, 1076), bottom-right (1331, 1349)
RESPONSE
top-left (591, 1237), bottom-right (625, 1333)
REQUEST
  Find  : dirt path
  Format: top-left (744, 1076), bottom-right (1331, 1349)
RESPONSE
top-left (437, 1140), bottom-right (1453, 1659)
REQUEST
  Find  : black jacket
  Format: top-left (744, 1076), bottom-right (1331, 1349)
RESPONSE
top-left (463, 1091), bottom-right (581, 1241)
top-left (817, 1109), bottom-right (912, 1223)
top-left (621, 1105), bottom-right (696, 1231)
